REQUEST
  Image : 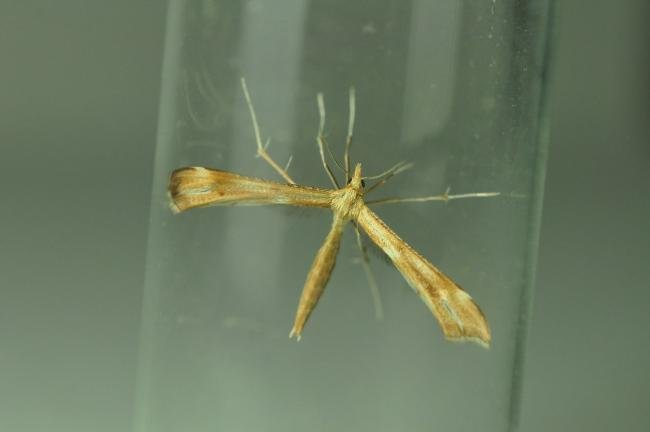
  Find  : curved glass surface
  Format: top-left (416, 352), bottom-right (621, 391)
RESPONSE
top-left (135, 1), bottom-right (552, 431)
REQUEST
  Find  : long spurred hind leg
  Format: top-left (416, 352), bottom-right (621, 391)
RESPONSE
top-left (354, 225), bottom-right (383, 320)
top-left (366, 187), bottom-right (500, 206)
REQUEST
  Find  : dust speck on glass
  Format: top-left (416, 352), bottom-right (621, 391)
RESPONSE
top-left (135, 1), bottom-right (552, 431)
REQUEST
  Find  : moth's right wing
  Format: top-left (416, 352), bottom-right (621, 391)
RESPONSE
top-left (169, 167), bottom-right (333, 213)
top-left (355, 204), bottom-right (491, 347)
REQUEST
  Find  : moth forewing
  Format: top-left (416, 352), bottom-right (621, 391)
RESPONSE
top-left (289, 215), bottom-right (346, 340)
top-left (355, 205), bottom-right (491, 347)
top-left (169, 167), bottom-right (333, 213)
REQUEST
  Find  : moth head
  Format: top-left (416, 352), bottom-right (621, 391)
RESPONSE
top-left (347, 163), bottom-right (364, 191)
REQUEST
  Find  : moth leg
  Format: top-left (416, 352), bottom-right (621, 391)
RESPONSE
top-left (361, 161), bottom-right (414, 195)
top-left (240, 77), bottom-right (295, 184)
top-left (316, 93), bottom-right (340, 189)
top-left (289, 216), bottom-right (345, 340)
top-left (366, 187), bottom-right (500, 206)
top-left (353, 224), bottom-right (383, 320)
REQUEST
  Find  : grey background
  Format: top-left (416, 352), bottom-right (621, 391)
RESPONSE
top-left (0, 1), bottom-right (647, 431)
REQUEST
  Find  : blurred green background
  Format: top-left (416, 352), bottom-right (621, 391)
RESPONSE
top-left (1, 1), bottom-right (647, 431)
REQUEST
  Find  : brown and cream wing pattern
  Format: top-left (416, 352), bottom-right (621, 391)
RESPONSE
top-left (355, 204), bottom-right (491, 346)
top-left (169, 167), bottom-right (333, 213)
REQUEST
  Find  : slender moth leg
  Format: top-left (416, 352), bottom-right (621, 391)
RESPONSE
top-left (366, 190), bottom-right (500, 206)
top-left (354, 225), bottom-right (384, 320)
top-left (240, 78), bottom-right (295, 184)
top-left (316, 93), bottom-right (341, 189)
top-left (363, 161), bottom-right (414, 194)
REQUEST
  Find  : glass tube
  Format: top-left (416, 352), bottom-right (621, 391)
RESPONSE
top-left (135, 1), bottom-right (552, 431)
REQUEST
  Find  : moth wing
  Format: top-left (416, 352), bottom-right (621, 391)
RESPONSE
top-left (289, 216), bottom-right (346, 340)
top-left (355, 205), bottom-right (491, 346)
top-left (168, 167), bottom-right (332, 212)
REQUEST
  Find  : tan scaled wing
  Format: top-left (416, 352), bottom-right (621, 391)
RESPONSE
top-left (288, 215), bottom-right (346, 340)
top-left (169, 167), bottom-right (333, 213)
top-left (355, 205), bottom-right (491, 347)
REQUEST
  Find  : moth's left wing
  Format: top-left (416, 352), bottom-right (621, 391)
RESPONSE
top-left (355, 205), bottom-right (491, 347)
